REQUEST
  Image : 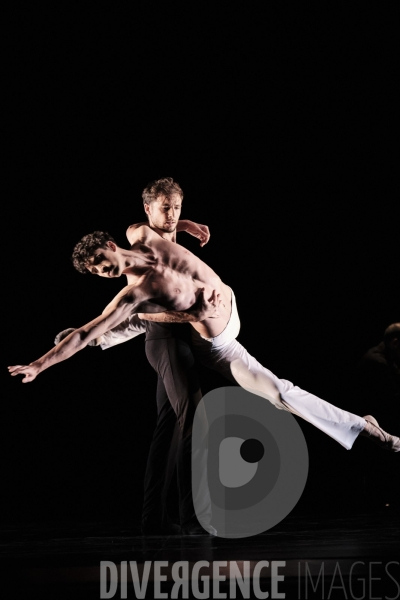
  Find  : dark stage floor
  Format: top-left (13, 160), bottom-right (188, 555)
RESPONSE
top-left (1, 510), bottom-right (399, 599)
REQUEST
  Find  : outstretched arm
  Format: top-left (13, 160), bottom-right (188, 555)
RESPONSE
top-left (126, 220), bottom-right (210, 246)
top-left (176, 220), bottom-right (210, 246)
top-left (8, 286), bottom-right (143, 382)
top-left (54, 313), bottom-right (147, 351)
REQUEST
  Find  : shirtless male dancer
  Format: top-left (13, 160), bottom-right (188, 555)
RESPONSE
top-left (8, 221), bottom-right (400, 454)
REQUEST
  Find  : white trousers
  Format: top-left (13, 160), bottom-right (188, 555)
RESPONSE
top-left (192, 289), bottom-right (366, 450)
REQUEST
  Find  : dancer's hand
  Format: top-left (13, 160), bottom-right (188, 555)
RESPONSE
top-left (182, 221), bottom-right (210, 246)
top-left (192, 288), bottom-right (221, 320)
top-left (8, 363), bottom-right (40, 383)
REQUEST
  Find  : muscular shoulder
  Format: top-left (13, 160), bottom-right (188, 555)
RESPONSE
top-left (126, 223), bottom-right (155, 246)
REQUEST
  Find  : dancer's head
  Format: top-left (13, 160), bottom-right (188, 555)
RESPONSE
top-left (72, 231), bottom-right (122, 278)
top-left (142, 177), bottom-right (183, 233)
top-left (383, 323), bottom-right (400, 365)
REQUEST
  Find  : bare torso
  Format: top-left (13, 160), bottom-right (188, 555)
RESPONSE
top-left (124, 226), bottom-right (232, 338)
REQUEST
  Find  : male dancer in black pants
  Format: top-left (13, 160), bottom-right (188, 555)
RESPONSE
top-left (55, 177), bottom-right (218, 535)
top-left (141, 320), bottom-right (203, 535)
top-left (127, 178), bottom-right (221, 535)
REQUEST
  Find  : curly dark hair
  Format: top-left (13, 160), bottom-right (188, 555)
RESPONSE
top-left (142, 177), bottom-right (184, 206)
top-left (71, 231), bottom-right (116, 274)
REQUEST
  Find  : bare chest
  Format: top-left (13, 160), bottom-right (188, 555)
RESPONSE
top-left (139, 266), bottom-right (199, 312)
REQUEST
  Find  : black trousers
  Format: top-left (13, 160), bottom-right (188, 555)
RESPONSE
top-left (142, 322), bottom-right (202, 528)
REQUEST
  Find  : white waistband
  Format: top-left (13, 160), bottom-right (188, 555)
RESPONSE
top-left (193, 287), bottom-right (241, 349)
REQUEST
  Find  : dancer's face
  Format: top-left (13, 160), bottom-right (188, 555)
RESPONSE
top-left (85, 242), bottom-right (121, 278)
top-left (145, 193), bottom-right (182, 232)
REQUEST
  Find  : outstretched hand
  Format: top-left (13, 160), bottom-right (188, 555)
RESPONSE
top-left (9, 327), bottom-right (79, 383)
top-left (8, 364), bottom-right (39, 383)
top-left (186, 222), bottom-right (210, 247)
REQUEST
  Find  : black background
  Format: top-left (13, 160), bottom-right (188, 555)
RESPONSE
top-left (2, 5), bottom-right (399, 525)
